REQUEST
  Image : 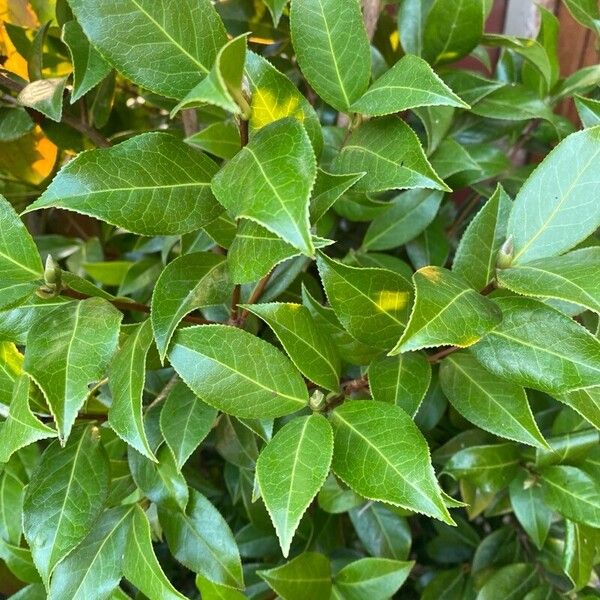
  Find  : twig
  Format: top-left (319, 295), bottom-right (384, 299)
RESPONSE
top-left (145, 373), bottom-right (179, 413)
top-left (446, 192), bottom-right (480, 239)
top-left (238, 270), bottom-right (273, 325)
top-left (229, 284), bottom-right (241, 325)
top-left (181, 108), bottom-right (199, 137)
top-left (362, 0), bottom-right (381, 40)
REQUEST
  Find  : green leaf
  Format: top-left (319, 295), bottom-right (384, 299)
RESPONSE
top-left (264, 0), bottom-right (288, 26)
top-left (151, 252), bottom-right (229, 359)
top-left (507, 126), bottom-right (600, 264)
top-left (172, 34), bottom-right (248, 116)
top-left (563, 0), bottom-right (600, 34)
top-left (351, 54), bottom-right (468, 116)
top-left (25, 133), bottom-right (222, 236)
top-left (67, 0), bottom-right (227, 99)
top-left (540, 465), bottom-right (600, 528)
top-left (422, 0), bottom-right (484, 65)
top-left (123, 505), bottom-right (186, 600)
top-left (0, 536), bottom-right (40, 584)
top-left (575, 95), bottom-right (600, 128)
top-left (212, 118), bottom-right (316, 256)
top-left (554, 386), bottom-right (600, 431)
top-left (453, 184), bottom-right (511, 290)
top-left (0, 342), bottom-right (23, 407)
top-left (476, 564), bottom-right (539, 600)
top-left (368, 351), bottom-right (431, 416)
top-left (363, 189), bottom-right (443, 251)
top-left (333, 558), bottom-right (413, 600)
top-left (430, 138), bottom-right (480, 179)
top-left (310, 169), bottom-right (365, 224)
top-left (185, 121), bottom-right (240, 160)
top-left (330, 400), bottom-right (453, 524)
top-left (23, 424), bottom-right (110, 584)
top-left (471, 297), bottom-right (600, 395)
top-left (440, 70), bottom-right (503, 105)
top-left (471, 85), bottom-right (556, 122)
top-left (509, 469), bottom-right (552, 550)
top-left (0, 374), bottom-right (56, 464)
top-left (497, 247), bottom-right (600, 314)
top-left (392, 267), bottom-right (501, 354)
top-left (0, 194), bottom-right (43, 284)
top-left (61, 20), bottom-right (111, 103)
top-left (439, 352), bottom-right (547, 448)
top-left (334, 117), bottom-right (449, 193)
top-left (159, 489), bottom-right (244, 589)
top-left (108, 320), bottom-right (155, 461)
top-left (317, 253), bottom-right (412, 350)
top-left (563, 520), bottom-right (597, 591)
top-left (17, 78), bottom-right (67, 122)
top-left (160, 380), bottom-right (217, 470)
top-left (0, 460), bottom-right (25, 545)
top-left (289, 0), bottom-right (370, 111)
top-left (536, 428), bottom-right (599, 467)
top-left (196, 576), bottom-right (245, 600)
top-left (258, 552), bottom-right (331, 600)
top-left (257, 414), bottom-right (333, 556)
top-left (24, 298), bottom-right (121, 441)
top-left (0, 107), bottom-right (33, 142)
top-left (169, 325), bottom-right (308, 418)
top-left (241, 303), bottom-right (340, 392)
top-left (49, 506), bottom-right (133, 600)
top-left (398, 0), bottom-right (434, 56)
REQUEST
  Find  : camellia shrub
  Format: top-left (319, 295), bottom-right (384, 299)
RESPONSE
top-left (1, 0), bottom-right (600, 598)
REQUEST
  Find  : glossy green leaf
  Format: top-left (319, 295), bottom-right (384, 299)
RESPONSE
top-left (160, 380), bottom-right (216, 470)
top-left (25, 133), bottom-right (222, 236)
top-left (440, 70), bottom-right (503, 105)
top-left (507, 126), bottom-right (600, 264)
top-left (563, 0), bottom-right (600, 33)
top-left (151, 252), bottom-right (229, 359)
top-left (310, 169), bottom-right (365, 223)
top-left (351, 54), bottom-right (468, 116)
top-left (0, 460), bottom-right (25, 545)
top-left (554, 386), bottom-right (600, 431)
top-left (536, 428), bottom-right (599, 467)
top-left (453, 184), bottom-right (511, 290)
top-left (257, 414), bottom-right (333, 556)
top-left (471, 85), bottom-right (555, 122)
top-left (575, 95), bottom-right (600, 128)
top-left (24, 298), bottom-right (121, 441)
top-left (0, 374), bottom-right (56, 464)
top-left (412, 105), bottom-right (455, 154)
top-left (23, 425), bottom-right (109, 584)
top-left (392, 267), bottom-right (501, 354)
top-left (0, 107), bottom-right (33, 142)
top-left (169, 325), bottom-right (308, 418)
top-left (108, 320), bottom-right (155, 460)
top-left (0, 536), bottom-right (40, 584)
top-left (430, 138), bottom-right (480, 179)
top-left (368, 351), bottom-right (431, 416)
top-left (439, 352), bottom-right (547, 448)
top-left (242, 303), bottom-right (340, 391)
top-left (317, 253), bottom-right (412, 350)
top-left (0, 342), bottom-right (22, 407)
top-left (330, 400), bottom-right (453, 524)
top-left (563, 520), bottom-right (597, 591)
top-left (17, 78), bottom-right (67, 122)
top-left (471, 297), bottom-right (600, 394)
top-left (398, 0), bottom-right (433, 56)
top-left (67, 0), bottom-right (227, 99)
top-left (476, 563), bottom-right (539, 600)
top-left (159, 489), bottom-right (243, 589)
top-left (264, 0), bottom-right (288, 25)
top-left (334, 117), bottom-right (449, 193)
top-left (49, 506), bottom-right (133, 600)
top-left (212, 118), bottom-right (316, 256)
top-left (185, 121), bottom-right (240, 160)
top-left (290, 0), bottom-right (370, 111)
top-left (258, 552), bottom-right (331, 600)
top-left (196, 575), bottom-right (246, 600)
top-left (123, 505), bottom-right (186, 600)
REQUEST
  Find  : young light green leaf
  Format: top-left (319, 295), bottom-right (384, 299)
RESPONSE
top-left (363, 189), bottom-right (444, 251)
top-left (258, 552), bottom-right (331, 600)
top-left (333, 558), bottom-right (413, 600)
top-left (169, 325), bottom-right (308, 418)
top-left (540, 465), bottom-right (600, 528)
top-left (257, 414), bottom-right (333, 556)
top-left (160, 380), bottom-right (217, 470)
top-left (0, 373), bottom-right (56, 464)
top-left (563, 520), bottom-right (597, 591)
top-left (477, 564), bottom-right (539, 600)
top-left (471, 297), bottom-right (600, 394)
top-left (331, 400), bottom-right (453, 524)
top-left (172, 34), bottom-right (248, 116)
top-left (317, 253), bottom-right (412, 350)
top-left (123, 505), bottom-right (186, 600)
top-left (49, 506), bottom-right (134, 600)
top-left (185, 121), bottom-right (241, 160)
top-left (439, 352), bottom-right (548, 448)
top-left (108, 320), bottom-right (156, 461)
top-left (61, 20), bottom-right (111, 103)
top-left (368, 352), bottom-right (431, 416)
top-left (212, 118), bottom-right (316, 255)
top-left (575, 95), bottom-right (600, 128)
top-left (290, 0), bottom-right (370, 111)
top-left (24, 133), bottom-right (222, 236)
top-left (453, 184), bottom-right (511, 290)
top-left (392, 267), bottom-right (501, 354)
top-left (24, 298), bottom-right (121, 441)
top-left (159, 489), bottom-right (244, 589)
top-left (67, 0), bottom-right (227, 99)
top-left (17, 78), bottom-right (67, 122)
top-left (0, 342), bottom-right (23, 407)
top-left (241, 303), bottom-right (340, 391)
top-left (23, 425), bottom-right (109, 584)
top-left (151, 252), bottom-right (229, 359)
top-left (351, 54), bottom-right (468, 116)
top-left (497, 247), bottom-right (600, 314)
top-left (334, 117), bottom-right (449, 193)
top-left (507, 126), bottom-right (600, 264)
top-left (310, 169), bottom-right (365, 223)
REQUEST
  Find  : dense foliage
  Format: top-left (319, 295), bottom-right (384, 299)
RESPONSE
top-left (1, 0), bottom-right (600, 598)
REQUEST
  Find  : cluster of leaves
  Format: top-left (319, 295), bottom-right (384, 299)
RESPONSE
top-left (1, 0), bottom-right (600, 598)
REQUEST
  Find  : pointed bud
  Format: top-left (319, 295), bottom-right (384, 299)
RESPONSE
top-left (44, 254), bottom-right (62, 288)
top-left (496, 235), bottom-right (514, 269)
top-left (309, 389), bottom-right (326, 411)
